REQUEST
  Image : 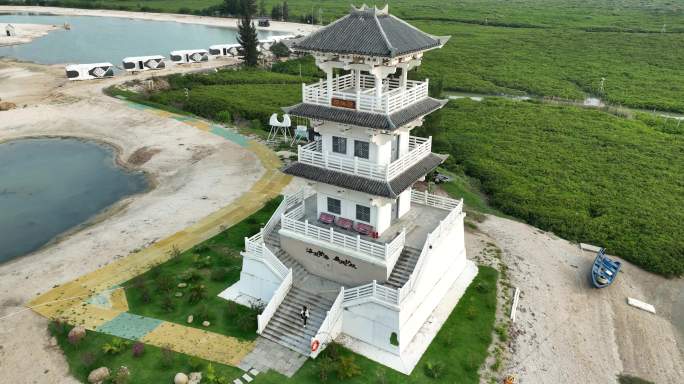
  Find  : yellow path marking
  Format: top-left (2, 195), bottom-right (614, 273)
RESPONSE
top-left (141, 322), bottom-right (254, 366)
top-left (28, 107), bottom-right (291, 367)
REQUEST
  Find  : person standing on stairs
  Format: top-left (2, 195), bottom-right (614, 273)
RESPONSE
top-left (300, 305), bottom-right (309, 328)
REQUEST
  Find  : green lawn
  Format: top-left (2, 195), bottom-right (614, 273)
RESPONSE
top-left (50, 321), bottom-right (244, 383)
top-left (123, 197), bottom-right (282, 340)
top-left (257, 267), bottom-right (499, 383)
top-left (418, 98), bottom-right (684, 277)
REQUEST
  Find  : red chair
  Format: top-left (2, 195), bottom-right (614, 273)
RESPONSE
top-left (354, 222), bottom-right (374, 236)
top-left (319, 212), bottom-right (335, 225)
top-left (335, 217), bottom-right (353, 230)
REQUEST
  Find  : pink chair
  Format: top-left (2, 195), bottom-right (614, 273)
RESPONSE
top-left (335, 217), bottom-right (353, 231)
top-left (354, 222), bottom-right (374, 236)
top-left (319, 212), bottom-right (335, 225)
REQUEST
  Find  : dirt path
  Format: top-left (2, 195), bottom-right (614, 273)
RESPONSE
top-left (471, 215), bottom-right (683, 384)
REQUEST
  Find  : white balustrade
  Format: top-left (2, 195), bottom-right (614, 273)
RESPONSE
top-left (343, 280), bottom-right (399, 306)
top-left (257, 268), bottom-right (293, 334)
top-left (298, 136), bottom-right (432, 181)
top-left (301, 73), bottom-right (429, 114)
top-left (310, 287), bottom-right (345, 358)
top-left (410, 189), bottom-right (461, 211)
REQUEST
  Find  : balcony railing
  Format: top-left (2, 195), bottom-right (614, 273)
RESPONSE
top-left (280, 201), bottom-right (405, 262)
top-left (302, 73), bottom-right (429, 114)
top-left (297, 136), bottom-right (432, 181)
top-left (343, 280), bottom-right (399, 306)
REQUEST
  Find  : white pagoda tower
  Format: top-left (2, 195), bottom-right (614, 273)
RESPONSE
top-left (223, 5), bottom-right (476, 373)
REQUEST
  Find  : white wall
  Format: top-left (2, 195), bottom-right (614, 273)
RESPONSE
top-left (342, 300), bottom-right (401, 355)
top-left (316, 123), bottom-right (398, 165)
top-left (397, 188), bottom-right (412, 218)
top-left (398, 212), bottom-right (467, 351)
top-left (237, 255), bottom-right (284, 304)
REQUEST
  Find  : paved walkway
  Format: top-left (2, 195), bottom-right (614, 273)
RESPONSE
top-left (27, 105), bottom-right (292, 367)
top-left (238, 338), bottom-right (308, 378)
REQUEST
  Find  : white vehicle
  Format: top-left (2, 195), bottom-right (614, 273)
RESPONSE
top-left (209, 44), bottom-right (241, 57)
top-left (169, 49), bottom-right (209, 64)
top-left (65, 63), bottom-right (114, 81)
top-left (122, 55), bottom-right (166, 72)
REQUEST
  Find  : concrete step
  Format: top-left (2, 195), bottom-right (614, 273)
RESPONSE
top-left (384, 246), bottom-right (423, 289)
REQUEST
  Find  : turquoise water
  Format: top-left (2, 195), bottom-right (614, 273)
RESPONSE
top-left (0, 138), bottom-right (149, 263)
top-left (0, 13), bottom-right (285, 65)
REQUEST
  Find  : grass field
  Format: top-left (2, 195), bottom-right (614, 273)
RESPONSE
top-left (418, 98), bottom-right (684, 276)
top-left (257, 267), bottom-right (499, 384)
top-left (50, 321), bottom-right (245, 382)
top-left (123, 198), bottom-right (282, 340)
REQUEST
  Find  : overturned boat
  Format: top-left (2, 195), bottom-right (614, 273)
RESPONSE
top-left (65, 63), bottom-right (114, 81)
top-left (591, 248), bottom-right (621, 288)
top-left (169, 49), bottom-right (209, 64)
top-left (122, 55), bottom-right (166, 72)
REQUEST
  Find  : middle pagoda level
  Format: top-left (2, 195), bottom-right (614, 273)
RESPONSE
top-left (279, 4), bottom-right (451, 286)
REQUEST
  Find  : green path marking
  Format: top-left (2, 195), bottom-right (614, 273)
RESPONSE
top-left (95, 312), bottom-right (164, 341)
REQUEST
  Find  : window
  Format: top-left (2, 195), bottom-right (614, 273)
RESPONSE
top-left (354, 140), bottom-right (370, 159)
top-left (356, 204), bottom-right (371, 222)
top-left (332, 136), bottom-right (347, 154)
top-left (327, 197), bottom-right (341, 215)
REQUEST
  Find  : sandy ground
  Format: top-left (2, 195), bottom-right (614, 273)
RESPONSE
top-left (0, 22), bottom-right (59, 46)
top-left (0, 57), bottom-right (266, 382)
top-left (466, 215), bottom-right (683, 384)
top-left (0, 6), bottom-right (319, 36)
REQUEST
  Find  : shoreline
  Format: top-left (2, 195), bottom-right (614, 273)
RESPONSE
top-left (0, 6), bottom-right (319, 35)
top-left (0, 135), bottom-right (157, 266)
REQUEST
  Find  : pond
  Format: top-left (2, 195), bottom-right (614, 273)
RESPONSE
top-left (0, 138), bottom-right (149, 263)
top-left (0, 13), bottom-right (286, 65)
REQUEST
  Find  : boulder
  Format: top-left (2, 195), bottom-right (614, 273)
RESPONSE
top-left (87, 367), bottom-right (110, 384)
top-left (202, 321), bottom-right (210, 327)
top-left (188, 372), bottom-right (202, 384)
top-left (68, 326), bottom-right (86, 343)
top-left (175, 292), bottom-right (183, 297)
top-left (174, 372), bottom-right (189, 384)
top-left (187, 315), bottom-right (193, 324)
top-left (178, 283), bottom-right (188, 288)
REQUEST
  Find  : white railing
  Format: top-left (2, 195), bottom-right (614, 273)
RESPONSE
top-left (244, 239), bottom-right (289, 278)
top-left (297, 136), bottom-right (432, 182)
top-left (386, 136), bottom-right (432, 180)
top-left (343, 280), bottom-right (399, 307)
top-left (302, 74), bottom-right (429, 114)
top-left (410, 189), bottom-right (461, 211)
top-left (281, 203), bottom-right (405, 262)
top-left (257, 268), bottom-right (293, 334)
top-left (398, 196), bottom-right (464, 301)
top-left (310, 287), bottom-right (345, 358)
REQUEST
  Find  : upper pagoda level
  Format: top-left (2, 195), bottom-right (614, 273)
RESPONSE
top-left (288, 5), bottom-right (450, 124)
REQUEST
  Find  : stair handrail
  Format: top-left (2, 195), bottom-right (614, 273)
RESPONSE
top-left (342, 280), bottom-right (399, 307)
top-left (310, 286), bottom-right (345, 358)
top-left (398, 198), bottom-right (464, 302)
top-left (257, 268), bottom-right (293, 334)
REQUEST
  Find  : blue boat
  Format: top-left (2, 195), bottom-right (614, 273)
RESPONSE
top-left (591, 248), bottom-right (621, 288)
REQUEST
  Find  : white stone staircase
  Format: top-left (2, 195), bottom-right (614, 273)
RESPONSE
top-left (265, 229), bottom-right (310, 285)
top-left (260, 286), bottom-right (334, 355)
top-left (384, 246), bottom-right (422, 289)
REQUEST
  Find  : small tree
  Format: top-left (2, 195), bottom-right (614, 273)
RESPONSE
top-left (258, 0), bottom-right (267, 16)
top-left (270, 4), bottom-right (282, 20)
top-left (282, 1), bottom-right (289, 21)
top-left (237, 0), bottom-right (260, 67)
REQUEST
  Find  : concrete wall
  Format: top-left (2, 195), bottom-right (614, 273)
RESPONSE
top-left (398, 212), bottom-right (467, 351)
top-left (316, 123), bottom-right (396, 165)
top-left (342, 300), bottom-right (401, 355)
top-left (237, 255), bottom-right (284, 304)
top-left (279, 231), bottom-right (388, 286)
top-left (397, 188), bottom-right (412, 218)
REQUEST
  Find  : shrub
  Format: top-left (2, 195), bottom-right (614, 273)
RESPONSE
top-left (179, 268), bottom-right (203, 283)
top-left (389, 332), bottom-right (399, 346)
top-left (161, 346), bottom-right (174, 368)
top-left (424, 361), bottom-right (443, 379)
top-left (79, 351), bottom-right (97, 368)
top-left (188, 284), bottom-right (207, 304)
top-left (250, 119), bottom-right (262, 131)
top-left (155, 274), bottom-right (175, 293)
top-left (48, 320), bottom-right (67, 336)
top-left (114, 366), bottom-right (131, 384)
top-left (465, 305), bottom-right (478, 320)
top-left (161, 294), bottom-right (176, 312)
top-left (225, 301), bottom-right (239, 317)
top-left (198, 304), bottom-right (214, 322)
top-left (324, 341), bottom-right (340, 361)
top-left (168, 245), bottom-right (182, 260)
top-left (210, 267), bottom-right (229, 282)
top-left (102, 338), bottom-right (130, 355)
top-left (188, 356), bottom-right (205, 371)
top-left (215, 110), bottom-right (232, 123)
top-left (132, 342), bottom-right (145, 358)
top-left (494, 324), bottom-right (509, 342)
top-left (317, 357), bottom-right (334, 382)
top-left (270, 42), bottom-right (290, 58)
top-left (336, 355), bottom-right (361, 379)
top-left (192, 254), bottom-right (212, 269)
top-left (236, 311), bottom-right (257, 332)
top-left (192, 243), bottom-right (210, 254)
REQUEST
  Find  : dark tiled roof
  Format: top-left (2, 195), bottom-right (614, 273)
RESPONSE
top-left (293, 5), bottom-right (448, 58)
top-left (284, 98), bottom-right (447, 131)
top-left (283, 153), bottom-right (446, 198)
